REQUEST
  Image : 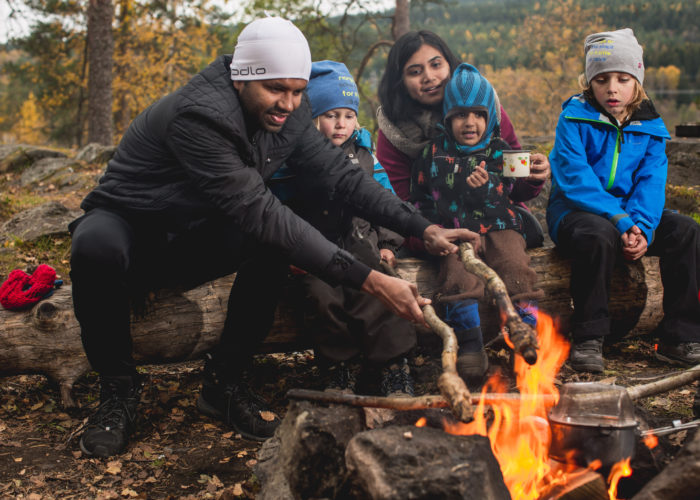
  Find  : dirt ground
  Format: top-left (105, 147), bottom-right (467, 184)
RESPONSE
top-left (1, 335), bottom-right (697, 499)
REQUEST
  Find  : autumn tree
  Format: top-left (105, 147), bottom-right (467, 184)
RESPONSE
top-left (485, 0), bottom-right (604, 135)
top-left (15, 91), bottom-right (47, 143)
top-left (87, 0), bottom-right (115, 145)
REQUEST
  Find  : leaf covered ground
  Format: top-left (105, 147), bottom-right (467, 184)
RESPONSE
top-left (1, 338), bottom-right (697, 499)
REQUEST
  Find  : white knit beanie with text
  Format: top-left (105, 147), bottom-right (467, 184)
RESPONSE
top-left (230, 17), bottom-right (312, 81)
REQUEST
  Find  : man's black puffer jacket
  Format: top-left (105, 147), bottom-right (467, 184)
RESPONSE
top-left (81, 55), bottom-right (430, 288)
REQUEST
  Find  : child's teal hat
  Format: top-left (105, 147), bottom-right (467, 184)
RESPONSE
top-left (443, 63), bottom-right (498, 152)
top-left (306, 61), bottom-right (360, 119)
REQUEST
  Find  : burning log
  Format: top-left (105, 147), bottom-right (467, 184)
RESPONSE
top-left (458, 242), bottom-right (539, 364)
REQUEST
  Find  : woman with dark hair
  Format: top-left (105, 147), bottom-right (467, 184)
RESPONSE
top-left (376, 30), bottom-right (550, 250)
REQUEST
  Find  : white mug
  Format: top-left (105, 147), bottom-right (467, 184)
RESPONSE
top-left (502, 150), bottom-right (531, 177)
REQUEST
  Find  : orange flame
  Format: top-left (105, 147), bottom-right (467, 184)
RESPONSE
top-left (442, 313), bottom-right (636, 499)
top-left (608, 458), bottom-right (632, 499)
top-left (445, 312), bottom-right (570, 499)
top-left (415, 417), bottom-right (427, 428)
top-left (643, 433), bottom-right (658, 449)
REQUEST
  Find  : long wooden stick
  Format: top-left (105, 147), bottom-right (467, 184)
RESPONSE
top-left (287, 365), bottom-right (700, 412)
top-left (458, 242), bottom-right (539, 364)
top-left (286, 388), bottom-right (555, 409)
top-left (423, 304), bottom-right (473, 422)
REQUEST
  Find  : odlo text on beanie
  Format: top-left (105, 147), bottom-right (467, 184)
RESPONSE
top-left (584, 28), bottom-right (644, 85)
top-left (306, 61), bottom-right (360, 119)
top-left (230, 17), bottom-right (312, 82)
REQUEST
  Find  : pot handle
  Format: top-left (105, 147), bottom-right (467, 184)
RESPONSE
top-left (640, 418), bottom-right (700, 437)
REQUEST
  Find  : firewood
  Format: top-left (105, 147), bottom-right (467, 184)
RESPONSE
top-left (422, 304), bottom-right (473, 422)
top-left (458, 242), bottom-right (539, 364)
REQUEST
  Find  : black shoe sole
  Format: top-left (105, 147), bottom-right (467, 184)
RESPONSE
top-left (654, 351), bottom-right (697, 367)
top-left (569, 361), bottom-right (604, 373)
top-left (196, 394), bottom-right (272, 442)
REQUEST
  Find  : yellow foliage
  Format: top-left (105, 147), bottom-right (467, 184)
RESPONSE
top-left (646, 65), bottom-right (682, 91)
top-left (15, 92), bottom-right (47, 144)
top-left (464, 30), bottom-right (472, 42)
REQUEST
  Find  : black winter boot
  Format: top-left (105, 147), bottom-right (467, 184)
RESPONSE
top-left (79, 375), bottom-right (142, 458)
top-left (455, 326), bottom-right (489, 381)
top-left (197, 355), bottom-right (280, 441)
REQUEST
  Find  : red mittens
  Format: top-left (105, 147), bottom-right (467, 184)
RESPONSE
top-left (0, 264), bottom-right (57, 310)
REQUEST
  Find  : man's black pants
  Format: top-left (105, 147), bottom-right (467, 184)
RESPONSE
top-left (556, 210), bottom-right (700, 343)
top-left (70, 208), bottom-right (289, 379)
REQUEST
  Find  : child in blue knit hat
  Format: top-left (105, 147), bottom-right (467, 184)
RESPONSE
top-left (410, 63), bottom-right (543, 383)
top-left (290, 60), bottom-right (417, 396)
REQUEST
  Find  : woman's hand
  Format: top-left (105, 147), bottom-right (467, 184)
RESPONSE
top-left (466, 162), bottom-right (489, 188)
top-left (527, 153), bottom-right (550, 183)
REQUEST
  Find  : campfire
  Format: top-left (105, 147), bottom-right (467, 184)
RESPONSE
top-left (277, 243), bottom-right (700, 499)
top-left (441, 311), bottom-right (634, 499)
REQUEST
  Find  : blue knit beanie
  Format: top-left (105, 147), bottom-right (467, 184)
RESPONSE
top-left (443, 63), bottom-right (498, 152)
top-left (306, 60), bottom-right (360, 118)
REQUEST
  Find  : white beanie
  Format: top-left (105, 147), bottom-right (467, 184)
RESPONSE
top-left (230, 17), bottom-right (312, 82)
top-left (584, 28), bottom-right (644, 85)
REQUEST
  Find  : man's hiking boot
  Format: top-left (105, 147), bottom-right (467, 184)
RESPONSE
top-left (570, 337), bottom-right (605, 373)
top-left (79, 375), bottom-right (141, 458)
top-left (380, 358), bottom-right (415, 397)
top-left (324, 361), bottom-right (357, 394)
top-left (655, 342), bottom-right (700, 366)
top-left (197, 356), bottom-right (280, 441)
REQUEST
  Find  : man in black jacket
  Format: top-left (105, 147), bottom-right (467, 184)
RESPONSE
top-left (70, 16), bottom-right (480, 458)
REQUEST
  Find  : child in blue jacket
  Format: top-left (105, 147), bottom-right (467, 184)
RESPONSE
top-left (547, 28), bottom-right (700, 373)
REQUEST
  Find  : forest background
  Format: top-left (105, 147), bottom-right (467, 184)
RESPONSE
top-left (0, 0), bottom-right (698, 149)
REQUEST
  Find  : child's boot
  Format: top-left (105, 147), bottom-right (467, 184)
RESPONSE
top-left (444, 299), bottom-right (488, 380)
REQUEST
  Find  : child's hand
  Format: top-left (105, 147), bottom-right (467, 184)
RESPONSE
top-left (379, 248), bottom-right (397, 267)
top-left (621, 226), bottom-right (647, 260)
top-left (466, 162), bottom-right (489, 188)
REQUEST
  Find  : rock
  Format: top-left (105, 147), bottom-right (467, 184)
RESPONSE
top-left (255, 400), bottom-right (366, 499)
top-left (0, 144), bottom-right (67, 173)
top-left (666, 138), bottom-right (700, 187)
top-left (19, 157), bottom-right (77, 187)
top-left (0, 201), bottom-right (81, 243)
top-left (345, 425), bottom-right (511, 499)
top-left (75, 142), bottom-right (116, 164)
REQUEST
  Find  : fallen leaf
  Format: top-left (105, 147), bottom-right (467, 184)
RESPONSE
top-left (13, 457), bottom-right (22, 463)
top-left (403, 431), bottom-right (413, 440)
top-left (105, 460), bottom-right (122, 475)
top-left (246, 459), bottom-right (258, 467)
top-left (232, 483), bottom-right (244, 496)
top-left (120, 488), bottom-right (138, 497)
top-left (222, 431), bottom-right (233, 439)
top-left (259, 411), bottom-right (277, 422)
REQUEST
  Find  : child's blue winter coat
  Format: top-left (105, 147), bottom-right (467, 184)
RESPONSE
top-left (547, 94), bottom-right (671, 245)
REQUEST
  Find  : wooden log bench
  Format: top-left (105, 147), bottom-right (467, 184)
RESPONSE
top-left (0, 246), bottom-right (663, 406)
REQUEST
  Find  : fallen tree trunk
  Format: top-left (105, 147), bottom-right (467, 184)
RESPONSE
top-left (0, 247), bottom-right (663, 406)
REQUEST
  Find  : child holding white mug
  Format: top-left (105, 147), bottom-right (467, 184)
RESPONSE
top-left (547, 28), bottom-right (700, 373)
top-left (410, 63), bottom-right (544, 382)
